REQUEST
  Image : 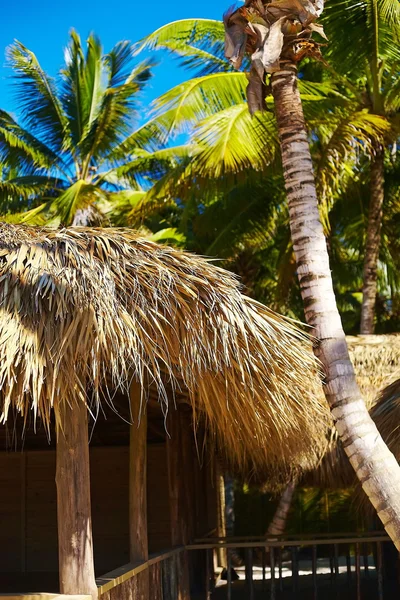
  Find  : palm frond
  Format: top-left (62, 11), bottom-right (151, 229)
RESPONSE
top-left (1, 201), bottom-right (52, 226)
top-left (6, 40), bottom-right (68, 153)
top-left (0, 175), bottom-right (62, 206)
top-left (105, 119), bottom-right (168, 161)
top-left (151, 72), bottom-right (248, 138)
top-left (322, 0), bottom-right (400, 76)
top-left (147, 227), bottom-right (186, 246)
top-left (133, 19), bottom-right (227, 75)
top-left (0, 110), bottom-right (62, 171)
top-left (190, 104), bottom-right (278, 177)
top-left (100, 145), bottom-right (191, 188)
top-left (316, 111), bottom-right (391, 203)
top-left (52, 180), bottom-right (105, 225)
top-left (81, 58), bottom-right (154, 160)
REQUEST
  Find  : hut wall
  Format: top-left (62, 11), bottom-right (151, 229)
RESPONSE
top-left (0, 448), bottom-right (130, 576)
top-left (0, 443), bottom-right (184, 576)
top-left (0, 436), bottom-right (216, 582)
top-left (0, 453), bottom-right (23, 573)
top-left (147, 443), bottom-right (171, 553)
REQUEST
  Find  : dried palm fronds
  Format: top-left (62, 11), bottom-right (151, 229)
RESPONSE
top-left (353, 379), bottom-right (400, 519)
top-left (224, 0), bottom-right (326, 114)
top-left (371, 379), bottom-right (400, 460)
top-left (0, 223), bottom-right (330, 477)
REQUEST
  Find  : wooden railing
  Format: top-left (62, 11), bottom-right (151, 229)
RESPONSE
top-left (96, 547), bottom-right (185, 600)
top-left (94, 532), bottom-right (399, 599)
top-left (186, 532), bottom-right (398, 600)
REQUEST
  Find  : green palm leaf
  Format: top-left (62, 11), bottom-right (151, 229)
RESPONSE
top-left (7, 41), bottom-right (68, 153)
top-left (133, 19), bottom-right (227, 75)
top-left (191, 104), bottom-right (278, 177)
top-left (151, 72), bottom-right (248, 137)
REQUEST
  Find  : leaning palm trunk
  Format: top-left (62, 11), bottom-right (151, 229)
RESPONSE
top-left (360, 148), bottom-right (385, 334)
top-left (271, 58), bottom-right (400, 549)
top-left (266, 482), bottom-right (296, 537)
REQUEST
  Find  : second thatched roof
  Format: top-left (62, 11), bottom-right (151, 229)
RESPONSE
top-left (0, 223), bottom-right (329, 478)
top-left (304, 334), bottom-right (400, 489)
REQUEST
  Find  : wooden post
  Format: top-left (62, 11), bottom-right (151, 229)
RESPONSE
top-left (166, 407), bottom-right (191, 600)
top-left (129, 381), bottom-right (149, 598)
top-left (216, 462), bottom-right (227, 569)
top-left (56, 400), bottom-right (97, 600)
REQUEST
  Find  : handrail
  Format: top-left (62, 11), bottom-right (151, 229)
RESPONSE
top-left (193, 530), bottom-right (385, 543)
top-left (97, 532), bottom-right (392, 596)
top-left (96, 547), bottom-right (185, 595)
top-left (187, 534), bottom-right (390, 550)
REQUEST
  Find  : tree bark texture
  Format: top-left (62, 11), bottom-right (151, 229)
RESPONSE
top-left (267, 482), bottom-right (296, 536)
top-left (56, 400), bottom-right (98, 600)
top-left (271, 60), bottom-right (400, 550)
top-left (360, 149), bottom-right (385, 334)
top-left (129, 381), bottom-right (149, 598)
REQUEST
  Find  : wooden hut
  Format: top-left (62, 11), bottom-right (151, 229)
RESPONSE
top-left (0, 224), bottom-right (328, 599)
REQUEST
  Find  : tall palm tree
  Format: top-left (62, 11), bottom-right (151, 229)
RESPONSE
top-left (135, 12), bottom-right (397, 333)
top-left (0, 31), bottom-right (188, 226)
top-left (221, 0), bottom-right (400, 548)
top-left (321, 0), bottom-right (400, 333)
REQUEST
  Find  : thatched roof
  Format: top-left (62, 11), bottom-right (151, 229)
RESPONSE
top-left (370, 378), bottom-right (400, 463)
top-left (346, 335), bottom-right (400, 405)
top-left (0, 223), bottom-right (329, 477)
top-left (304, 335), bottom-right (400, 489)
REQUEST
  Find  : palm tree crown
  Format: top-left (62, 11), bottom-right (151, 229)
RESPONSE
top-left (0, 31), bottom-right (188, 226)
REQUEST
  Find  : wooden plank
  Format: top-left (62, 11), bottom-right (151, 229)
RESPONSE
top-left (186, 535), bottom-right (390, 550)
top-left (129, 381), bottom-right (149, 599)
top-left (0, 596), bottom-right (91, 600)
top-left (56, 401), bottom-right (97, 600)
top-left (149, 563), bottom-right (163, 600)
top-left (96, 562), bottom-right (148, 595)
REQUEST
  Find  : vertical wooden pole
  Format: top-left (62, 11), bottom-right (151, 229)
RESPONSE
top-left (216, 462), bottom-right (227, 568)
top-left (129, 381), bottom-right (149, 598)
top-left (20, 452), bottom-right (27, 574)
top-left (166, 407), bottom-right (191, 600)
top-left (56, 400), bottom-right (98, 600)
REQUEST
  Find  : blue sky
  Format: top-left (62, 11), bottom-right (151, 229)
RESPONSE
top-left (1, 0), bottom-right (230, 118)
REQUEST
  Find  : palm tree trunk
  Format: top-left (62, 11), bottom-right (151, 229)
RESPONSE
top-left (360, 149), bottom-right (385, 334)
top-left (270, 59), bottom-right (400, 549)
top-left (267, 482), bottom-right (296, 537)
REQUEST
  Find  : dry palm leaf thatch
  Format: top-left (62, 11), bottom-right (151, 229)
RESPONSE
top-left (371, 379), bottom-right (400, 460)
top-left (304, 335), bottom-right (400, 490)
top-left (0, 223), bottom-right (329, 477)
top-left (354, 378), bottom-right (400, 520)
top-left (346, 334), bottom-right (400, 406)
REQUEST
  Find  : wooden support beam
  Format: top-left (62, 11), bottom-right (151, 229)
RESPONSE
top-left (0, 596), bottom-right (92, 600)
top-left (166, 408), bottom-right (191, 600)
top-left (129, 381), bottom-right (149, 598)
top-left (216, 462), bottom-right (227, 569)
top-left (56, 401), bottom-right (97, 600)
